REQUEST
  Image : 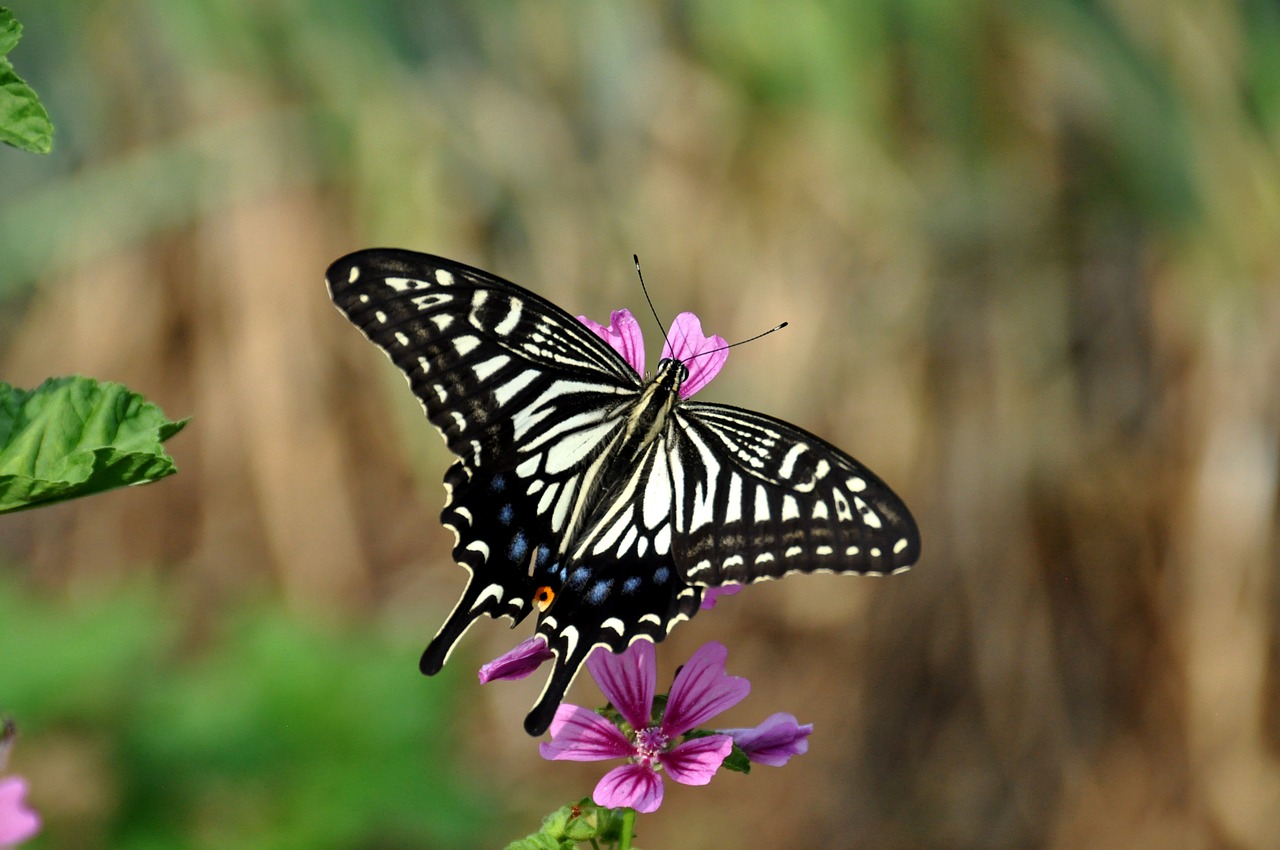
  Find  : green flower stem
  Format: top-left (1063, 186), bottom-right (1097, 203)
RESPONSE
top-left (617, 808), bottom-right (636, 850)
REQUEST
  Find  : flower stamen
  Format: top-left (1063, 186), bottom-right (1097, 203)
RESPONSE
top-left (633, 726), bottom-right (669, 768)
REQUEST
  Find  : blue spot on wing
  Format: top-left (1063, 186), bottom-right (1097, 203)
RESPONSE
top-left (622, 576), bottom-right (642, 594)
top-left (508, 531), bottom-right (529, 563)
top-left (586, 579), bottom-right (614, 605)
top-left (653, 566), bottom-right (670, 585)
top-left (566, 567), bottom-right (590, 589)
top-left (490, 474), bottom-right (506, 493)
top-left (498, 504), bottom-right (514, 526)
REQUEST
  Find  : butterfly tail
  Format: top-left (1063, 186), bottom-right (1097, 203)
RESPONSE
top-left (523, 638), bottom-right (599, 736)
top-left (419, 574), bottom-right (534, 675)
top-left (419, 606), bottom-right (477, 676)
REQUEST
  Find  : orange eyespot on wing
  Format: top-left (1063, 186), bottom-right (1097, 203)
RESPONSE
top-left (534, 586), bottom-right (556, 611)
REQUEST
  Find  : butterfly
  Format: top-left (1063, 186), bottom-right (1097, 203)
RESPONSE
top-left (326, 249), bottom-right (920, 735)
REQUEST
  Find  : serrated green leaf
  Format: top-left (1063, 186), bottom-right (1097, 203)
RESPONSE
top-left (0, 6), bottom-right (53, 153)
top-left (503, 832), bottom-right (573, 850)
top-left (0, 376), bottom-right (188, 514)
top-left (504, 800), bottom-right (610, 850)
top-left (0, 8), bottom-right (21, 56)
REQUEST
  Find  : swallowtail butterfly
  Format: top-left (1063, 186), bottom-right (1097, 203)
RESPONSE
top-left (327, 249), bottom-right (920, 735)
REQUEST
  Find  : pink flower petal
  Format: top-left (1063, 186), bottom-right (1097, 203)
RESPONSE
top-left (719, 713), bottom-right (813, 766)
top-left (660, 641), bottom-right (750, 737)
top-left (478, 636), bottom-right (553, 683)
top-left (539, 705), bottom-right (634, 762)
top-left (578, 309), bottom-right (646, 375)
top-left (0, 777), bottom-right (40, 845)
top-left (699, 584), bottom-right (742, 610)
top-left (661, 312), bottom-right (727, 398)
top-left (593, 764), bottom-right (664, 814)
top-left (586, 642), bottom-right (656, 732)
top-left (660, 734), bottom-right (733, 786)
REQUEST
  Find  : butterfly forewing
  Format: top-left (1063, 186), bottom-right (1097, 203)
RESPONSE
top-left (669, 403), bottom-right (920, 584)
top-left (327, 249), bottom-right (642, 474)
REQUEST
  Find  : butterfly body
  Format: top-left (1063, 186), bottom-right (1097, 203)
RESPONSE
top-left (327, 249), bottom-right (919, 735)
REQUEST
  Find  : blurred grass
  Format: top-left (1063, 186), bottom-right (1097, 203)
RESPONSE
top-left (0, 0), bottom-right (1277, 848)
top-left (0, 576), bottom-right (495, 850)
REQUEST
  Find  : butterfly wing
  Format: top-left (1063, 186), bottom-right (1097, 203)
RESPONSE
top-left (669, 402), bottom-right (920, 584)
top-left (326, 249), bottom-right (644, 676)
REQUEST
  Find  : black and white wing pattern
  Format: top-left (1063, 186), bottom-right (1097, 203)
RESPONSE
top-left (326, 248), bottom-right (920, 736)
top-left (669, 404), bottom-right (920, 584)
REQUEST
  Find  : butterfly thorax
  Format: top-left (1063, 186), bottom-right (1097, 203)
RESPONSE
top-left (617, 358), bottom-right (687, 463)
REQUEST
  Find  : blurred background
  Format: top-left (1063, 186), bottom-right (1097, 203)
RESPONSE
top-left (1, 1), bottom-right (1278, 847)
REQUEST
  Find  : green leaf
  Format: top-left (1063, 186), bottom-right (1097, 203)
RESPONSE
top-left (0, 376), bottom-right (188, 514)
top-left (504, 834), bottom-right (572, 850)
top-left (0, 8), bottom-right (21, 56)
top-left (0, 6), bottom-right (54, 153)
top-left (505, 801), bottom-right (609, 850)
top-left (721, 742), bottom-right (752, 774)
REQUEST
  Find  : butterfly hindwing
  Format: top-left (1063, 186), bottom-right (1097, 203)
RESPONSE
top-left (417, 460), bottom-right (543, 675)
top-left (669, 402), bottom-right (921, 585)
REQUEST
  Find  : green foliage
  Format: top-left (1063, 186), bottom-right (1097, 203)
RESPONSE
top-left (505, 801), bottom-right (636, 850)
top-left (0, 377), bottom-right (187, 514)
top-left (0, 6), bottom-right (53, 154)
top-left (0, 578), bottom-right (496, 849)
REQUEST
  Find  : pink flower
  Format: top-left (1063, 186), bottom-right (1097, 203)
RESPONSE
top-left (539, 641), bottom-right (749, 813)
top-left (700, 584), bottom-right (742, 610)
top-left (719, 712), bottom-right (813, 767)
top-left (478, 636), bottom-right (554, 683)
top-left (578, 309), bottom-right (647, 376)
top-left (578, 309), bottom-right (728, 398)
top-left (0, 778), bottom-right (39, 847)
top-left (0, 721), bottom-right (38, 848)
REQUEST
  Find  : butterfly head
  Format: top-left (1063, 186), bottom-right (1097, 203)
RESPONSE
top-left (654, 357), bottom-right (689, 395)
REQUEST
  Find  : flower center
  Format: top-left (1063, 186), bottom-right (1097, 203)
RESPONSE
top-left (632, 726), bottom-right (670, 768)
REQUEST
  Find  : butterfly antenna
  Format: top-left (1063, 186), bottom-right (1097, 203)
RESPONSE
top-left (634, 254), bottom-right (672, 354)
top-left (686, 321), bottom-right (790, 362)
